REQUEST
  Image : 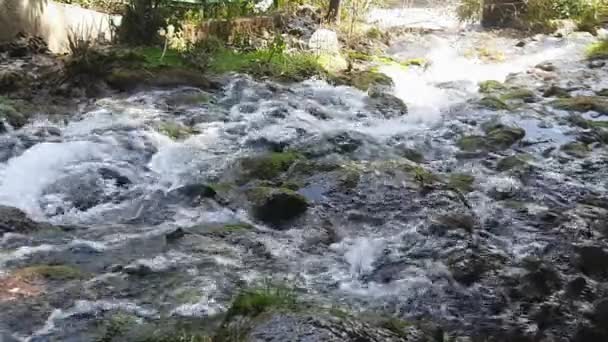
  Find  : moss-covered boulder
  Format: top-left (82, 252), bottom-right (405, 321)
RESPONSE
top-left (367, 89), bottom-right (408, 118)
top-left (333, 69), bottom-right (393, 92)
top-left (240, 152), bottom-right (303, 183)
top-left (0, 98), bottom-right (27, 129)
top-left (479, 80), bottom-right (507, 93)
top-left (551, 96), bottom-right (608, 115)
top-left (561, 141), bottom-right (590, 158)
top-left (478, 96), bottom-right (510, 110)
top-left (543, 85), bottom-right (571, 98)
top-left (106, 67), bottom-right (212, 92)
top-left (501, 88), bottom-right (536, 103)
top-left (247, 187), bottom-right (309, 226)
top-left (496, 155), bottom-right (529, 171)
top-left (0, 205), bottom-right (50, 235)
top-left (448, 173), bottom-right (475, 193)
top-left (458, 125), bottom-right (525, 152)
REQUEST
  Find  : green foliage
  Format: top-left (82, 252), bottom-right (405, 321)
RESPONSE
top-left (225, 285), bottom-right (297, 320)
top-left (157, 122), bottom-right (196, 140)
top-left (457, 0), bottom-right (482, 23)
top-left (56, 0), bottom-right (123, 14)
top-left (118, 0), bottom-right (167, 45)
top-left (137, 47), bottom-right (187, 68)
top-left (207, 48), bottom-right (324, 81)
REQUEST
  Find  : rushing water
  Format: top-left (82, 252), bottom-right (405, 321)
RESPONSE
top-left (2, 7), bottom-right (608, 342)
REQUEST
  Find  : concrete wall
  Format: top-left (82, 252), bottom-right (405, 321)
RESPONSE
top-left (0, 0), bottom-right (120, 53)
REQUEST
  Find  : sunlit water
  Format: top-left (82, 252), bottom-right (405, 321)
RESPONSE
top-left (1, 7), bottom-right (606, 341)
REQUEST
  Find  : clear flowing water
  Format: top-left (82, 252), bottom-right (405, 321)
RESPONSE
top-left (1, 9), bottom-right (608, 341)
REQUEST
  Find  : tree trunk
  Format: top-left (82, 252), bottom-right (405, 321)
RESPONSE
top-left (326, 0), bottom-right (341, 23)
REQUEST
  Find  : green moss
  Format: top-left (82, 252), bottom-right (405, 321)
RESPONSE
top-left (247, 187), bottom-right (309, 225)
top-left (551, 96), bottom-right (608, 114)
top-left (411, 166), bottom-right (440, 186)
top-left (448, 173), bottom-right (475, 193)
top-left (97, 313), bottom-right (138, 342)
top-left (561, 141), bottom-right (590, 158)
top-left (338, 169), bottom-right (361, 189)
top-left (496, 155), bottom-right (528, 171)
top-left (457, 135), bottom-right (488, 152)
top-left (478, 96), bottom-right (510, 110)
top-left (225, 286), bottom-right (297, 320)
top-left (501, 88), bottom-right (536, 102)
top-left (0, 97), bottom-right (26, 128)
top-left (377, 317), bottom-right (411, 337)
top-left (240, 151), bottom-right (304, 182)
top-left (347, 51), bottom-right (375, 61)
top-left (317, 54), bottom-right (349, 73)
top-left (135, 47), bottom-right (187, 68)
top-left (400, 58), bottom-right (428, 67)
top-left (478, 80), bottom-right (506, 93)
top-left (339, 69), bottom-right (393, 91)
top-left (586, 40), bottom-right (608, 60)
top-left (366, 27), bottom-right (383, 39)
top-left (157, 122), bottom-right (196, 140)
top-left (18, 265), bottom-right (84, 281)
top-left (569, 115), bottom-right (608, 129)
top-left (400, 148), bottom-right (424, 163)
top-left (208, 49), bottom-right (324, 81)
top-left (486, 126), bottom-right (526, 149)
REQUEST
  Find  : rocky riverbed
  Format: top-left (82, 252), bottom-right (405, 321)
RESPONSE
top-left (2, 7), bottom-right (608, 342)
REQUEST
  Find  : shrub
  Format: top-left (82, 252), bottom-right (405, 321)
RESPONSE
top-left (225, 285), bottom-right (296, 320)
top-left (117, 0), bottom-right (167, 45)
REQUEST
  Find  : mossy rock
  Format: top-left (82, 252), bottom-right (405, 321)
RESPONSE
top-left (106, 67), bottom-right (211, 92)
top-left (240, 152), bottom-right (303, 183)
top-left (543, 85), bottom-right (571, 98)
top-left (400, 148), bottom-right (424, 163)
top-left (0, 99), bottom-right (27, 129)
top-left (596, 89), bottom-right (608, 97)
top-left (586, 40), bottom-right (608, 60)
top-left (157, 122), bottom-right (197, 140)
top-left (448, 173), bottom-right (475, 193)
top-left (496, 155), bottom-right (528, 172)
top-left (485, 125), bottom-right (525, 149)
top-left (247, 187), bottom-right (309, 226)
top-left (501, 88), bottom-right (536, 102)
top-left (457, 135), bottom-right (489, 152)
top-left (561, 141), bottom-right (590, 158)
top-left (479, 80), bottom-right (507, 93)
top-left (338, 168), bottom-right (361, 190)
top-left (335, 69), bottom-right (393, 91)
top-left (478, 96), bottom-right (510, 110)
top-left (225, 286), bottom-right (297, 320)
top-left (551, 96), bottom-right (608, 115)
top-left (16, 265), bottom-right (84, 281)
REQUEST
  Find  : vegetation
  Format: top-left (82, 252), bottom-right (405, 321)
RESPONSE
top-left (16, 265), bottom-right (84, 281)
top-left (240, 151), bottom-right (304, 181)
top-left (225, 285), bottom-right (297, 320)
top-left (587, 40), bottom-right (608, 59)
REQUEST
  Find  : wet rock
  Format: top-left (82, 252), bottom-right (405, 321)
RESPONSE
top-left (43, 173), bottom-right (107, 212)
top-left (566, 277), bottom-right (588, 298)
top-left (397, 147), bottom-right (424, 163)
top-left (485, 125), bottom-right (526, 149)
top-left (551, 96), bottom-right (608, 115)
top-left (542, 85), bottom-right (571, 98)
top-left (478, 96), bottom-right (509, 110)
top-left (560, 141), bottom-right (590, 158)
top-left (0, 206), bottom-right (48, 235)
top-left (447, 248), bottom-right (504, 286)
top-left (167, 184), bottom-right (217, 204)
top-left (592, 298), bottom-right (608, 324)
top-left (98, 168), bottom-right (131, 187)
top-left (247, 187), bottom-right (308, 226)
top-left (0, 100), bottom-right (27, 129)
top-left (367, 90), bottom-right (408, 118)
top-left (165, 88), bottom-right (212, 107)
top-left (501, 88), bottom-right (537, 103)
top-left (515, 40), bottom-right (526, 47)
top-left (496, 155), bottom-right (528, 172)
top-left (430, 212), bottom-right (476, 234)
top-left (299, 131), bottom-right (371, 157)
top-left (244, 313), bottom-right (409, 342)
top-left (576, 245), bottom-right (608, 277)
top-left (588, 60), bottom-right (606, 69)
top-left (123, 263), bottom-right (155, 276)
top-left (536, 62), bottom-right (556, 72)
top-left (448, 173), bottom-right (475, 193)
top-left (239, 151), bottom-right (302, 182)
top-left (479, 80), bottom-right (506, 93)
top-left (165, 228), bottom-right (187, 242)
top-left (518, 258), bottom-right (562, 299)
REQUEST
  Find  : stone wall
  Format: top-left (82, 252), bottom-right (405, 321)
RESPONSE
top-left (0, 0), bottom-right (120, 53)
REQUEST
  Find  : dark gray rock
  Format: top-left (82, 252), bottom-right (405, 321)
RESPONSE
top-left (0, 206), bottom-right (48, 235)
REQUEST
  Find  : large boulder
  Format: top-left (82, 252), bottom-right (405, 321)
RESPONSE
top-left (481, 0), bottom-right (527, 28)
top-left (0, 206), bottom-right (47, 235)
top-left (247, 187), bottom-right (309, 226)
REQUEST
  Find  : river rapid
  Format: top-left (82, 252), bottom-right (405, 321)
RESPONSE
top-left (2, 7), bottom-right (608, 342)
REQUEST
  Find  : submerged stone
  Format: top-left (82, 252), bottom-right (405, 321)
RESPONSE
top-left (448, 173), bottom-right (475, 193)
top-left (240, 151), bottom-right (303, 182)
top-left (496, 155), bottom-right (528, 172)
top-left (247, 187), bottom-right (309, 226)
